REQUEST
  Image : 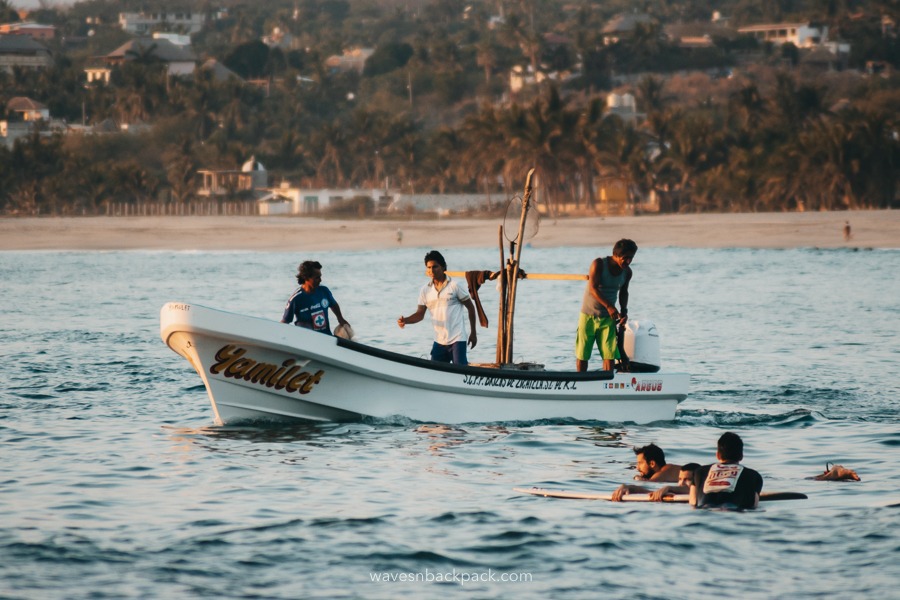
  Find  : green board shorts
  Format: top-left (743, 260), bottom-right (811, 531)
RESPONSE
top-left (575, 312), bottom-right (620, 361)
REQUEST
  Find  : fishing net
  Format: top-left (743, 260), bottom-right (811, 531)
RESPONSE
top-left (503, 194), bottom-right (541, 243)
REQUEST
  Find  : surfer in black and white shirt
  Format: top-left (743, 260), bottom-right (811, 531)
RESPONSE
top-left (691, 432), bottom-right (764, 510)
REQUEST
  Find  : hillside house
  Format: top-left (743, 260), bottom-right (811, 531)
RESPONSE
top-left (119, 11), bottom-right (204, 35)
top-left (87, 37), bottom-right (197, 84)
top-left (0, 22), bottom-right (55, 40)
top-left (6, 96), bottom-right (49, 121)
top-left (738, 22), bottom-right (850, 66)
top-left (737, 22), bottom-right (827, 47)
top-left (198, 157), bottom-right (268, 198)
top-left (0, 34), bottom-right (51, 72)
top-left (601, 14), bottom-right (657, 45)
top-left (606, 92), bottom-right (643, 123)
top-left (325, 48), bottom-right (374, 74)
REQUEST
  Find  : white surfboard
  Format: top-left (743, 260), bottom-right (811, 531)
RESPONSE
top-left (513, 487), bottom-right (688, 502)
top-left (514, 487), bottom-right (807, 502)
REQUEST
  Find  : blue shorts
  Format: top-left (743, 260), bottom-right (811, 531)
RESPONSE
top-left (431, 341), bottom-right (468, 365)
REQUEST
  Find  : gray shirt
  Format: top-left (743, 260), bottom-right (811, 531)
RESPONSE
top-left (580, 257), bottom-right (626, 317)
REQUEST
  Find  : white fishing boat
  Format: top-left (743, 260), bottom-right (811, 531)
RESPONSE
top-left (160, 303), bottom-right (687, 424)
top-left (160, 169), bottom-right (689, 425)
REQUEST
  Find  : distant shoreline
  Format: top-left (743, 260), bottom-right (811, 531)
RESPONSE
top-left (1, 211), bottom-right (896, 251)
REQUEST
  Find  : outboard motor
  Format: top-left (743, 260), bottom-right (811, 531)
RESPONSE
top-left (620, 319), bottom-right (661, 373)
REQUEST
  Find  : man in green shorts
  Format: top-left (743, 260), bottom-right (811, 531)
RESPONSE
top-left (575, 238), bottom-right (637, 372)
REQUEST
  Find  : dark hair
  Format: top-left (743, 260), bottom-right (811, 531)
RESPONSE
top-left (717, 432), bottom-right (744, 462)
top-left (680, 462), bottom-right (700, 474)
top-left (613, 239), bottom-right (638, 257)
top-left (296, 260), bottom-right (323, 284)
top-left (424, 250), bottom-right (447, 270)
top-left (634, 443), bottom-right (666, 466)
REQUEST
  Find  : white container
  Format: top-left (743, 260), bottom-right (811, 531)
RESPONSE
top-left (622, 319), bottom-right (661, 372)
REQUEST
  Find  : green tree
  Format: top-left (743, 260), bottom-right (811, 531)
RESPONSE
top-left (164, 137), bottom-right (198, 203)
top-left (225, 40), bottom-right (271, 79)
top-left (364, 42), bottom-right (413, 77)
top-left (0, 0), bottom-right (20, 23)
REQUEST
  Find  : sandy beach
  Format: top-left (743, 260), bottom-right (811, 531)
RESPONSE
top-left (0, 211), bottom-right (896, 251)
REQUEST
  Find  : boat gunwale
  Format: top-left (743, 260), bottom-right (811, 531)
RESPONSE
top-left (335, 337), bottom-right (615, 381)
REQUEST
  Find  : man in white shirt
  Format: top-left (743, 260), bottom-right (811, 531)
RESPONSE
top-left (398, 250), bottom-right (477, 365)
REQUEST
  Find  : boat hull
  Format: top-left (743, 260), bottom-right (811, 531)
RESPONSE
top-left (160, 302), bottom-right (689, 425)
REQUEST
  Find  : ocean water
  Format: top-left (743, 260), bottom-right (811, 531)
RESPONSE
top-left (2, 244), bottom-right (899, 599)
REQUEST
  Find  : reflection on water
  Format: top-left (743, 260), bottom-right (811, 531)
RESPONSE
top-left (574, 426), bottom-right (628, 446)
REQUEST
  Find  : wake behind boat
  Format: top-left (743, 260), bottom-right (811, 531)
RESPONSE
top-left (160, 302), bottom-right (689, 424)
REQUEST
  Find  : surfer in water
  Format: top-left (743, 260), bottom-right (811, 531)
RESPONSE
top-left (610, 444), bottom-right (683, 501)
top-left (691, 432), bottom-right (764, 510)
top-left (611, 463), bottom-right (699, 502)
top-left (281, 260), bottom-right (351, 336)
top-left (575, 238), bottom-right (637, 372)
top-left (634, 443), bottom-right (682, 482)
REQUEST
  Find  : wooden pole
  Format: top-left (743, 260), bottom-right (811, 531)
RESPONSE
top-left (503, 245), bottom-right (513, 364)
top-left (496, 224), bottom-right (506, 365)
top-left (504, 168), bottom-right (535, 364)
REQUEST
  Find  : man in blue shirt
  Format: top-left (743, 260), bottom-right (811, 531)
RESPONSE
top-left (281, 260), bottom-right (350, 336)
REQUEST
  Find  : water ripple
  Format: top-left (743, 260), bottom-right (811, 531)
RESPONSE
top-left (2, 248), bottom-right (898, 599)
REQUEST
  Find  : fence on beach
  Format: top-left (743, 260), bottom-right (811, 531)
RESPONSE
top-left (104, 201), bottom-right (260, 217)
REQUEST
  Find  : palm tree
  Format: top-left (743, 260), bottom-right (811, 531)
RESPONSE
top-left (498, 86), bottom-right (578, 212)
top-left (312, 121), bottom-right (351, 187)
top-left (636, 75), bottom-right (667, 113)
top-left (476, 35), bottom-right (499, 85)
top-left (387, 130), bottom-right (425, 194)
top-left (581, 108), bottom-right (652, 210)
top-left (114, 88), bottom-right (149, 123)
top-left (231, 10), bottom-right (258, 45)
top-left (0, 0), bottom-right (20, 23)
top-left (164, 138), bottom-right (197, 203)
top-left (729, 84), bottom-right (766, 133)
top-left (849, 110), bottom-right (899, 208)
top-left (770, 73), bottom-right (826, 134)
top-left (783, 119), bottom-right (855, 211)
top-left (501, 12), bottom-right (542, 79)
top-left (657, 112), bottom-right (728, 212)
top-left (420, 127), bottom-right (465, 194)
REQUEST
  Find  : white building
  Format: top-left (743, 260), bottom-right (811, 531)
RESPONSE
top-left (606, 92), bottom-right (642, 123)
top-left (737, 22), bottom-right (828, 48)
top-left (0, 120), bottom-right (30, 148)
top-left (152, 32), bottom-right (191, 48)
top-left (119, 11), bottom-right (205, 35)
top-left (85, 65), bottom-right (111, 84)
top-left (388, 193), bottom-right (497, 215)
top-left (324, 48), bottom-right (374, 74)
top-left (738, 22), bottom-right (851, 63)
top-left (509, 65), bottom-right (572, 94)
top-left (198, 157), bottom-right (268, 198)
top-left (266, 183), bottom-right (393, 214)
